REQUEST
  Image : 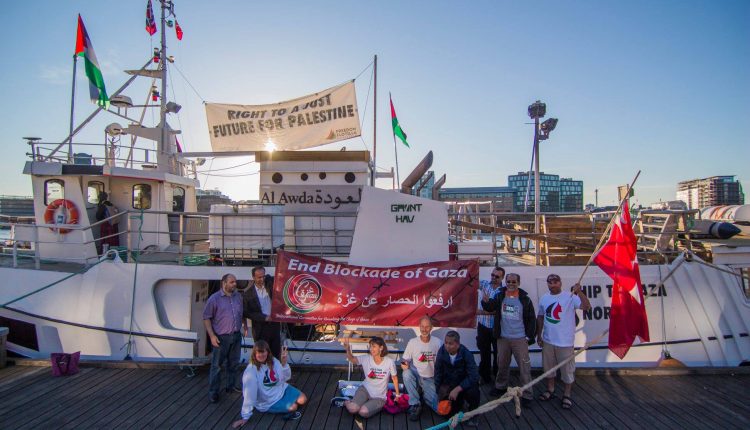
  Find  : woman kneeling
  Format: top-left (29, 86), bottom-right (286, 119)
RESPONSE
top-left (232, 341), bottom-right (307, 428)
top-left (342, 336), bottom-right (400, 418)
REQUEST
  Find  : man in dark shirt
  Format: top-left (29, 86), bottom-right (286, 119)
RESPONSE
top-left (243, 266), bottom-right (282, 358)
top-left (434, 330), bottom-right (480, 428)
top-left (203, 273), bottom-right (246, 403)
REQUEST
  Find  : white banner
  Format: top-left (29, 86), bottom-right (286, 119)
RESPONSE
top-left (205, 81), bottom-right (361, 152)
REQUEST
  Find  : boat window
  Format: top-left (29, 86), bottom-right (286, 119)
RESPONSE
top-left (44, 179), bottom-right (64, 205)
top-left (740, 267), bottom-right (750, 299)
top-left (173, 186), bottom-right (185, 212)
top-left (133, 184), bottom-right (152, 209)
top-left (87, 181), bottom-right (104, 206)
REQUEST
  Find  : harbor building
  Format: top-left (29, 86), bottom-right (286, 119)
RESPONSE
top-left (507, 172), bottom-right (584, 212)
top-left (413, 170), bottom-right (435, 199)
top-left (676, 176), bottom-right (745, 209)
top-left (438, 187), bottom-right (516, 212)
top-left (0, 195), bottom-right (34, 217)
top-left (196, 189), bottom-right (232, 212)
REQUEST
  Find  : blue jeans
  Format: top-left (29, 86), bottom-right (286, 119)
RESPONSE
top-left (402, 367), bottom-right (437, 411)
top-left (208, 331), bottom-right (242, 397)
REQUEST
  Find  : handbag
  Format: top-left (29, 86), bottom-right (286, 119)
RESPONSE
top-left (383, 389), bottom-right (410, 414)
top-left (50, 351), bottom-right (80, 376)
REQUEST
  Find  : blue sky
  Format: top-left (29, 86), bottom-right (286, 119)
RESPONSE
top-left (1, 0), bottom-right (748, 207)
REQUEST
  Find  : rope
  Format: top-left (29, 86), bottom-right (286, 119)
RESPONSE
top-left (430, 249), bottom-right (719, 429)
top-left (0, 254), bottom-right (111, 309)
top-left (123, 208), bottom-right (145, 360)
top-left (427, 329), bottom-right (610, 430)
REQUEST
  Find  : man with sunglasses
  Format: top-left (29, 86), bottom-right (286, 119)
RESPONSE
top-left (476, 266), bottom-right (505, 384)
top-left (481, 273), bottom-right (536, 407)
top-left (536, 274), bottom-right (591, 410)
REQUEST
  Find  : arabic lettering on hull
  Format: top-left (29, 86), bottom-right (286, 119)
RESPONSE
top-left (259, 186), bottom-right (362, 211)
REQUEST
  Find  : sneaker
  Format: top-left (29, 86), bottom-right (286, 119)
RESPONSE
top-left (331, 396), bottom-right (350, 408)
top-left (408, 404), bottom-right (422, 421)
top-left (489, 387), bottom-right (506, 397)
top-left (463, 417), bottom-right (479, 428)
top-left (283, 411), bottom-right (302, 421)
top-left (521, 398), bottom-right (532, 409)
top-left (209, 393), bottom-right (219, 403)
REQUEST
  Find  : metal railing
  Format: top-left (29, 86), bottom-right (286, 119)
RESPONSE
top-left (0, 207), bottom-right (710, 269)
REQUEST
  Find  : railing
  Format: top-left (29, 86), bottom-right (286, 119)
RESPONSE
top-left (26, 140), bottom-right (197, 177)
top-left (0, 207), bottom-right (711, 269)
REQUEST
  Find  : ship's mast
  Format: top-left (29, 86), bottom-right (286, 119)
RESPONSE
top-left (157, 0), bottom-right (171, 173)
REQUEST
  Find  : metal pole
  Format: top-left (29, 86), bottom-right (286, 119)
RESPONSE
top-left (371, 55), bottom-right (377, 186)
top-left (534, 116), bottom-right (541, 265)
top-left (69, 54), bottom-right (78, 163)
top-left (159, 0), bottom-right (169, 172)
top-left (390, 92), bottom-right (401, 187)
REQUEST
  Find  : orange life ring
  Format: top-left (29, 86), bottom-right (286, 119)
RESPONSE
top-left (44, 199), bottom-right (80, 234)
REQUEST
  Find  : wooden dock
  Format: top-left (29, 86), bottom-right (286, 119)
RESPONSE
top-left (1, 363), bottom-right (749, 429)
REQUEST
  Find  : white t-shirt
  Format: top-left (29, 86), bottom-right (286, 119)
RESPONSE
top-left (240, 357), bottom-right (292, 419)
top-left (402, 336), bottom-right (442, 378)
top-left (537, 292), bottom-right (582, 347)
top-left (358, 354), bottom-right (397, 399)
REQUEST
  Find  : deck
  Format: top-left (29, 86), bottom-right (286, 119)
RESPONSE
top-left (0, 363), bottom-right (749, 429)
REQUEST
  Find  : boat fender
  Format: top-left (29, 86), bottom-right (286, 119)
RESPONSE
top-left (44, 199), bottom-right (80, 234)
top-left (691, 219), bottom-right (741, 239)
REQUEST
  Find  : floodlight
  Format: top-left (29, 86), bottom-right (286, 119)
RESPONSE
top-left (528, 100), bottom-right (546, 119)
top-left (540, 118), bottom-right (558, 134)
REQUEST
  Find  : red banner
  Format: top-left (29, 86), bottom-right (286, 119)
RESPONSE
top-left (271, 250), bottom-right (478, 327)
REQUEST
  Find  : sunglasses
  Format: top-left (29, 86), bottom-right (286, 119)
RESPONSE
top-left (547, 278), bottom-right (561, 283)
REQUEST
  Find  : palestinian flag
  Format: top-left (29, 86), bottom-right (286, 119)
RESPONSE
top-left (390, 95), bottom-right (409, 148)
top-left (75, 15), bottom-right (108, 108)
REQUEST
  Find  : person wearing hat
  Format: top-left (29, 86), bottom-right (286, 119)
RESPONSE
top-left (536, 274), bottom-right (591, 410)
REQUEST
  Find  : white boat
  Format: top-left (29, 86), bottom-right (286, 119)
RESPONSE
top-left (1, 2), bottom-right (749, 369)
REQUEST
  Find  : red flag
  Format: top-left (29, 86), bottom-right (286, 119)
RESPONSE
top-left (146, 0), bottom-right (157, 36)
top-left (593, 199), bottom-right (650, 358)
top-left (175, 20), bottom-right (183, 40)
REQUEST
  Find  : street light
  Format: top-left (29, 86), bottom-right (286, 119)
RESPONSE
top-left (527, 100), bottom-right (558, 264)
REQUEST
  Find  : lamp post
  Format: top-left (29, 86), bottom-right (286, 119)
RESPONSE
top-left (527, 100), bottom-right (558, 264)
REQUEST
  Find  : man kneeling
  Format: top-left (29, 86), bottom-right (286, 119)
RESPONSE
top-left (434, 331), bottom-right (480, 428)
top-left (232, 341), bottom-right (307, 428)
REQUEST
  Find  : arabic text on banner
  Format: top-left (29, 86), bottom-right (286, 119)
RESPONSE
top-left (205, 81), bottom-right (360, 152)
top-left (270, 250), bottom-right (478, 327)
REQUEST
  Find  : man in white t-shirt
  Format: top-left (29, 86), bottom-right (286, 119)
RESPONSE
top-left (536, 273), bottom-right (591, 410)
top-left (401, 316), bottom-right (442, 421)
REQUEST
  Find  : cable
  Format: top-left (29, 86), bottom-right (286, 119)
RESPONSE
top-left (198, 160), bottom-right (255, 173)
top-left (171, 62), bottom-right (206, 102)
top-left (199, 171), bottom-right (260, 178)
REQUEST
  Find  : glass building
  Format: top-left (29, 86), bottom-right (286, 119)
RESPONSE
top-left (438, 187), bottom-right (517, 212)
top-left (507, 172), bottom-right (583, 212)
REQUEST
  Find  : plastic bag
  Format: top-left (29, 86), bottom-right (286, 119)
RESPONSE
top-left (51, 351), bottom-right (80, 376)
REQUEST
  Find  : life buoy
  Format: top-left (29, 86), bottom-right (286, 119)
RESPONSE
top-left (44, 199), bottom-right (80, 234)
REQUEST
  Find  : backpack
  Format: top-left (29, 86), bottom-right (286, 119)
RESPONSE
top-left (383, 389), bottom-right (410, 414)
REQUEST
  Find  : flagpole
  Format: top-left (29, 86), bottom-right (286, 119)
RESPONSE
top-left (68, 53), bottom-right (78, 163)
top-left (371, 54), bottom-right (378, 186)
top-left (576, 170), bottom-right (641, 284)
top-left (390, 93), bottom-right (401, 186)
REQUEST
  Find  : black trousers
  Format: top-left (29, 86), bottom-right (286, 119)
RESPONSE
top-left (438, 383), bottom-right (481, 415)
top-left (476, 323), bottom-right (498, 382)
top-left (253, 322), bottom-right (281, 358)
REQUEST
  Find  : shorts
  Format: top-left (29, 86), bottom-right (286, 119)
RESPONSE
top-left (542, 344), bottom-right (576, 384)
top-left (267, 385), bottom-right (302, 413)
top-left (351, 385), bottom-right (386, 417)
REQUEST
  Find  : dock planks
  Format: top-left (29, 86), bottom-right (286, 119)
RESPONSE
top-left (0, 365), bottom-right (749, 429)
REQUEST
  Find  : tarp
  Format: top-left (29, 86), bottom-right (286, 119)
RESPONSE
top-left (205, 81), bottom-right (360, 151)
top-left (270, 250), bottom-right (478, 327)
